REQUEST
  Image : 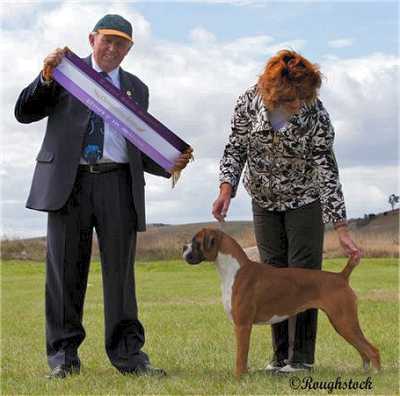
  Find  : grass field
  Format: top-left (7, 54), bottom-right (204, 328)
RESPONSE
top-left (1, 258), bottom-right (399, 395)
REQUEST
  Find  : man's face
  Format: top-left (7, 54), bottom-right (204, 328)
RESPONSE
top-left (89, 32), bottom-right (132, 72)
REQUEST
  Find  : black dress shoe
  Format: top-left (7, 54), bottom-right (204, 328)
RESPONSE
top-left (123, 363), bottom-right (167, 377)
top-left (46, 364), bottom-right (80, 379)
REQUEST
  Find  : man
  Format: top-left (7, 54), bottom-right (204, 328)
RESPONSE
top-left (15, 14), bottom-right (191, 379)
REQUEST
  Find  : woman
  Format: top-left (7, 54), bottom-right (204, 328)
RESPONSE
top-left (212, 50), bottom-right (361, 373)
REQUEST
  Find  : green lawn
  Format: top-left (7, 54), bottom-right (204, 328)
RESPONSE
top-left (1, 258), bottom-right (399, 395)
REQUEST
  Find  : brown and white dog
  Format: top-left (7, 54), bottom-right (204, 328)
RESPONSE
top-left (182, 228), bottom-right (380, 378)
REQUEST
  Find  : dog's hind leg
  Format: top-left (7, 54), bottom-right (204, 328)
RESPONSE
top-left (234, 324), bottom-right (252, 378)
top-left (329, 317), bottom-right (380, 371)
top-left (322, 293), bottom-right (380, 371)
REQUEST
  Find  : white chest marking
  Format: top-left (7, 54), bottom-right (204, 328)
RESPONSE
top-left (216, 253), bottom-right (240, 320)
top-left (255, 315), bottom-right (289, 325)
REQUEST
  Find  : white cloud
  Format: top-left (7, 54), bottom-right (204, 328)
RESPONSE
top-left (190, 27), bottom-right (217, 43)
top-left (328, 38), bottom-right (354, 48)
top-left (320, 53), bottom-right (399, 167)
top-left (341, 166), bottom-right (399, 216)
top-left (1, 2), bottom-right (398, 238)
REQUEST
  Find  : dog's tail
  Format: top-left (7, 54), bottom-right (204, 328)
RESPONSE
top-left (340, 254), bottom-right (361, 280)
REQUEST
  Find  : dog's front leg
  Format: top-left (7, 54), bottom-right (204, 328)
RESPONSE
top-left (234, 324), bottom-right (252, 378)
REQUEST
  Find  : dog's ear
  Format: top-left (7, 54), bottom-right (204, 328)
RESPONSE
top-left (204, 232), bottom-right (216, 252)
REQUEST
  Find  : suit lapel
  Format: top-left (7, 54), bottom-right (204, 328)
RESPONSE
top-left (83, 60), bottom-right (137, 104)
top-left (83, 55), bottom-right (92, 67)
top-left (119, 68), bottom-right (138, 103)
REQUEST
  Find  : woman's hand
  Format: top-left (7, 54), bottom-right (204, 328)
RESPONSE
top-left (336, 226), bottom-right (362, 263)
top-left (212, 183), bottom-right (232, 222)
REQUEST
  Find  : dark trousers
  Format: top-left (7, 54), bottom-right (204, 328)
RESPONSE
top-left (252, 200), bottom-right (324, 364)
top-left (45, 167), bottom-right (148, 372)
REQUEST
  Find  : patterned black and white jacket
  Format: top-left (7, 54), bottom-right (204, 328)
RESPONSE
top-left (219, 84), bottom-right (346, 224)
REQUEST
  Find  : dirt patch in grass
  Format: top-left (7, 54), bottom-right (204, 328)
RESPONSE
top-left (359, 289), bottom-right (399, 302)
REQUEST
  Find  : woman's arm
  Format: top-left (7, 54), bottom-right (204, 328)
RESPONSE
top-left (311, 100), bottom-right (361, 259)
top-left (219, 91), bottom-right (252, 197)
top-left (213, 90), bottom-right (252, 220)
top-left (311, 100), bottom-right (346, 224)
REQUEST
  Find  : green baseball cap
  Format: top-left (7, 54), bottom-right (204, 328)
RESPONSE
top-left (93, 14), bottom-right (133, 42)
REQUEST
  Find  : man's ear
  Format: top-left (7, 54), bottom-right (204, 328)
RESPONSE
top-left (88, 33), bottom-right (96, 48)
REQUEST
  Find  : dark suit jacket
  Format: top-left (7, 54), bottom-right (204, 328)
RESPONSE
top-left (14, 56), bottom-right (170, 231)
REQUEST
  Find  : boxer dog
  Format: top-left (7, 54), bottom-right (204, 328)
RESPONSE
top-left (182, 228), bottom-right (380, 378)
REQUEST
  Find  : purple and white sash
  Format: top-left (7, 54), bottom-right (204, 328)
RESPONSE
top-left (52, 50), bottom-right (190, 173)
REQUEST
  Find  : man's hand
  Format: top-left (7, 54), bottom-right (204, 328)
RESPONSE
top-left (169, 147), bottom-right (193, 173)
top-left (42, 47), bottom-right (69, 81)
top-left (336, 226), bottom-right (362, 263)
top-left (212, 183), bottom-right (232, 222)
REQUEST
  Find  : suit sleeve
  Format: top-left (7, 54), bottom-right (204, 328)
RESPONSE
top-left (14, 73), bottom-right (59, 123)
top-left (141, 153), bottom-right (171, 178)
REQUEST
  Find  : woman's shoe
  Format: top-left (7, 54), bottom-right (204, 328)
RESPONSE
top-left (277, 362), bottom-right (313, 373)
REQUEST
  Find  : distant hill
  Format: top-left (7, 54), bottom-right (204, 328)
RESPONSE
top-left (350, 209), bottom-right (399, 236)
top-left (1, 210), bottom-right (398, 261)
top-left (324, 209), bottom-right (398, 258)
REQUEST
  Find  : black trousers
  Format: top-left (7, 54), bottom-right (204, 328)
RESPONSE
top-left (252, 200), bottom-right (324, 365)
top-left (45, 167), bottom-right (148, 372)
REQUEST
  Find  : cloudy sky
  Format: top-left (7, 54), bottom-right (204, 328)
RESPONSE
top-left (1, 0), bottom-right (399, 238)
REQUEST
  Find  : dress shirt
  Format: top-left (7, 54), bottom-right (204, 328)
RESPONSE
top-left (79, 56), bottom-right (129, 164)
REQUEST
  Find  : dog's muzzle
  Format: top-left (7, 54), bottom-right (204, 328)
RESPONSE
top-left (182, 243), bottom-right (205, 265)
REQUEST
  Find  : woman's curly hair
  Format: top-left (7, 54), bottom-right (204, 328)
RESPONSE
top-left (257, 49), bottom-right (322, 110)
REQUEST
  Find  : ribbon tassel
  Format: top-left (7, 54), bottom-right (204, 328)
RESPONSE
top-left (172, 170), bottom-right (181, 188)
top-left (171, 151), bottom-right (194, 188)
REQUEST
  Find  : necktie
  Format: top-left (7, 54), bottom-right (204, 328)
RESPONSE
top-left (82, 71), bottom-right (110, 164)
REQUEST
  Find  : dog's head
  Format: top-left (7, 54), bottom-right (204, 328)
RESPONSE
top-left (182, 228), bottom-right (222, 265)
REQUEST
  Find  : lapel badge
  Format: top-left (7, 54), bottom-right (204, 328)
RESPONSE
top-left (126, 90), bottom-right (133, 97)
